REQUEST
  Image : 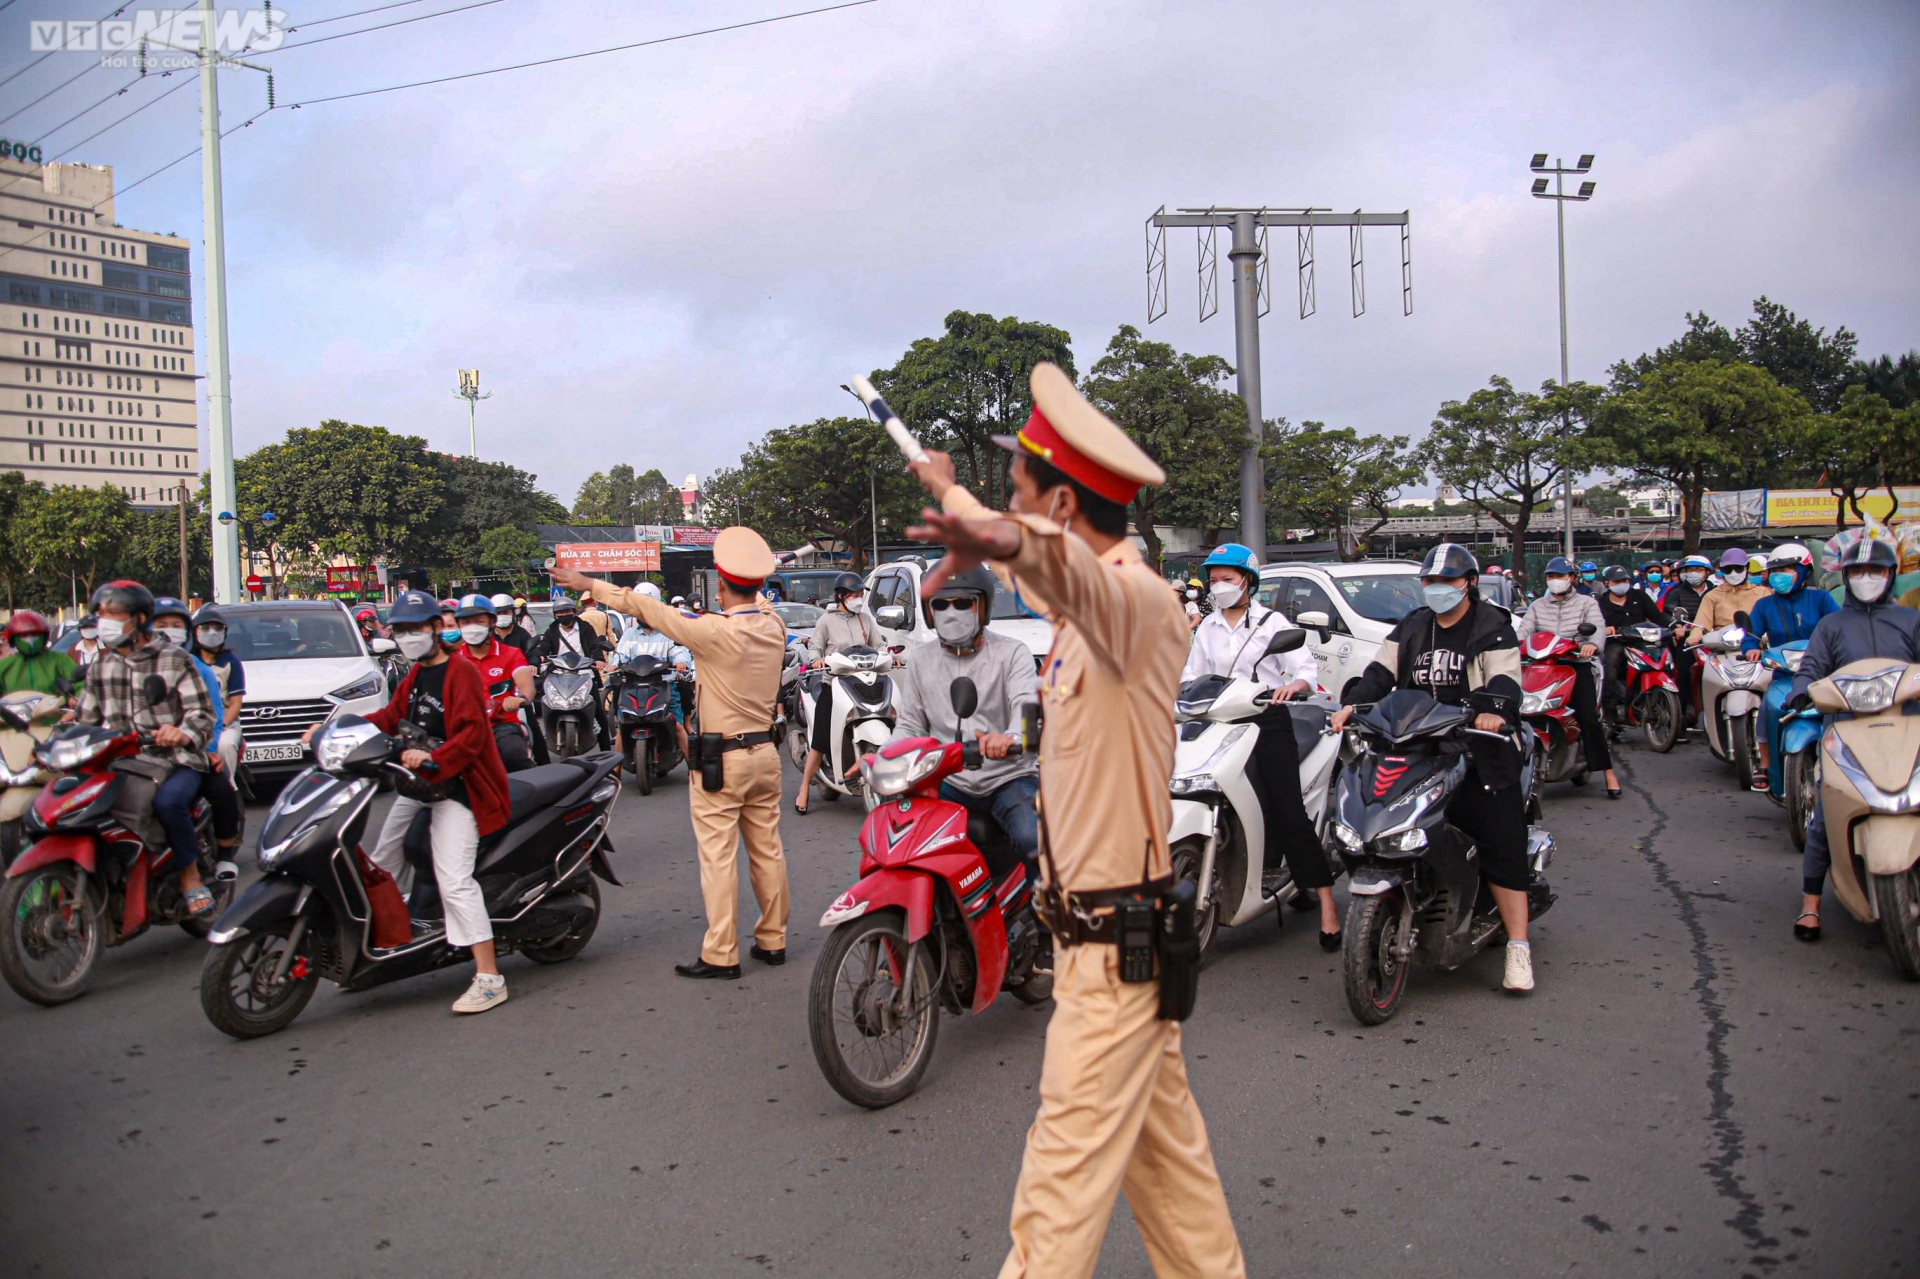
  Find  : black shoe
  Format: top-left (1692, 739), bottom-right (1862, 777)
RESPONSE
top-left (1793, 912), bottom-right (1821, 943)
top-left (674, 958), bottom-right (741, 980)
top-left (749, 944), bottom-right (786, 966)
top-left (1319, 930), bottom-right (1342, 952)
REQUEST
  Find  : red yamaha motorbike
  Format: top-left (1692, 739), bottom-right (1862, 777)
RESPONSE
top-left (808, 679), bottom-right (1049, 1109)
top-left (1611, 622), bottom-right (1682, 753)
top-left (0, 724), bottom-right (228, 1006)
top-left (1520, 623), bottom-right (1597, 816)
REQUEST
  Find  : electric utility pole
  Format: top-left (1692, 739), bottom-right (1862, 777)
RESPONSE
top-left (1147, 206), bottom-right (1412, 556)
top-left (1529, 153), bottom-right (1596, 562)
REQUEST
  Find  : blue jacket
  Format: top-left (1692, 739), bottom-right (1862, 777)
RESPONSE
top-left (1749, 578), bottom-right (1838, 649)
top-left (1790, 592), bottom-right (1920, 701)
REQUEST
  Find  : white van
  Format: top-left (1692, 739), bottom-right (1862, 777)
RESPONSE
top-left (864, 558), bottom-right (1052, 670)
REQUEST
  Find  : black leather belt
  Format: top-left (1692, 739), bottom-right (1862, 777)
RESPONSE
top-left (717, 732), bottom-right (774, 753)
top-left (1038, 877), bottom-right (1174, 947)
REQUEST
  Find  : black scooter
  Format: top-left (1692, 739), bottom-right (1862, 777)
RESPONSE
top-left (538, 651), bottom-right (603, 760)
top-left (199, 715), bottom-right (622, 1039)
top-left (1330, 689), bottom-right (1555, 1026)
top-left (606, 654), bottom-right (687, 795)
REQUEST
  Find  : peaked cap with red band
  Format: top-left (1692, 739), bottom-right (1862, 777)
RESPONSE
top-left (712, 526), bottom-right (776, 589)
top-left (990, 362), bottom-right (1165, 505)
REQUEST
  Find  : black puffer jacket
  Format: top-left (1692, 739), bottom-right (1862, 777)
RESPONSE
top-left (1789, 591), bottom-right (1920, 703)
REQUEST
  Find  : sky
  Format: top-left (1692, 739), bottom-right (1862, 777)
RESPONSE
top-left (4, 0), bottom-right (1916, 507)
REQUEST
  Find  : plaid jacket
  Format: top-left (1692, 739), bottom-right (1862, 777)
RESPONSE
top-left (76, 638), bottom-right (215, 771)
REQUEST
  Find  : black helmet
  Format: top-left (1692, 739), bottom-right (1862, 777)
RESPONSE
top-left (1419, 542), bottom-right (1479, 581)
top-left (923, 566), bottom-right (997, 625)
top-left (1603, 564), bottom-right (1632, 583)
top-left (1837, 537), bottom-right (1897, 573)
top-left (552, 595), bottom-right (579, 616)
top-left (831, 572), bottom-right (864, 600)
top-left (192, 605), bottom-right (224, 628)
top-left (90, 580), bottom-right (155, 627)
top-left (387, 589), bottom-right (442, 627)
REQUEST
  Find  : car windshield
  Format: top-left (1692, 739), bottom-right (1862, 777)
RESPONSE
top-left (225, 607), bottom-right (362, 660)
top-left (777, 572), bottom-right (847, 606)
top-left (774, 602), bottom-right (823, 629)
top-left (1479, 577), bottom-right (1518, 609)
top-left (1332, 572), bottom-right (1426, 623)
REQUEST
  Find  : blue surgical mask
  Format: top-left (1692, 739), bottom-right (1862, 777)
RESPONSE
top-left (1581, 572), bottom-right (1595, 582)
top-left (439, 627), bottom-right (461, 645)
top-left (1423, 582), bottom-right (1466, 613)
top-left (1646, 571), bottom-right (1662, 583)
top-left (1768, 572), bottom-right (1796, 595)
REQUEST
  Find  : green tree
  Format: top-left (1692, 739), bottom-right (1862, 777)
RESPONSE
top-left (1613, 298), bottom-right (1858, 415)
top-left (241, 421), bottom-right (445, 572)
top-left (1081, 325), bottom-right (1244, 571)
top-left (572, 464), bottom-right (680, 525)
top-left (703, 417), bottom-right (924, 568)
top-left (1809, 386), bottom-right (1920, 525)
top-left (476, 524), bottom-right (549, 595)
top-left (1850, 351), bottom-right (1920, 410)
top-left (1423, 377), bottom-right (1600, 572)
top-left (420, 453), bottom-right (568, 579)
top-left (1263, 419), bottom-right (1424, 560)
top-left (0, 472), bottom-right (44, 610)
top-left (873, 311), bottom-right (1076, 510)
top-left (1594, 360), bottom-right (1812, 549)
top-left (19, 484), bottom-right (134, 605)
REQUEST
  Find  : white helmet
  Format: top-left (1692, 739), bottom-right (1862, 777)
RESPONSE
top-left (670, 595), bottom-right (685, 605)
top-left (489, 592), bottom-right (514, 611)
top-left (635, 583), bottom-right (662, 601)
top-left (1768, 542), bottom-right (1813, 568)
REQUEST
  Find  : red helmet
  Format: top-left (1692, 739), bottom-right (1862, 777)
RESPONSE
top-left (353, 606), bottom-right (378, 623)
top-left (4, 610), bottom-right (49, 639)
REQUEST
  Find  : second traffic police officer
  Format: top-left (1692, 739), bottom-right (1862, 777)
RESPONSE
top-left (550, 528), bottom-right (790, 979)
top-left (907, 362), bottom-right (1245, 1279)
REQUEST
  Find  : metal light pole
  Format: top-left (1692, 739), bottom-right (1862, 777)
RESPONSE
top-left (1529, 154), bottom-right (1596, 563)
top-left (453, 369), bottom-right (492, 458)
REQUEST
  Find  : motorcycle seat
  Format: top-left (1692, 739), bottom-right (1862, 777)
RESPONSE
top-left (507, 762), bottom-right (594, 821)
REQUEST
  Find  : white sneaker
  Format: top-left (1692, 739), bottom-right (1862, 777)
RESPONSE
top-left (452, 974), bottom-right (509, 1014)
top-left (214, 860), bottom-right (239, 882)
top-left (1503, 941), bottom-right (1534, 993)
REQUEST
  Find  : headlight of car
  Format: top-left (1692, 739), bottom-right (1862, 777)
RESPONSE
top-left (328, 672), bottom-right (385, 703)
top-left (1832, 665), bottom-right (1904, 715)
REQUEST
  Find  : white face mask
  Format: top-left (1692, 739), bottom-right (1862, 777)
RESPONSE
top-left (843, 595), bottom-right (865, 613)
top-left (155, 624), bottom-right (188, 647)
top-left (1209, 581), bottom-right (1244, 610)
top-left (395, 631), bottom-right (437, 661)
top-left (1723, 568), bottom-right (1746, 585)
top-left (1847, 571), bottom-right (1890, 604)
top-left (933, 606), bottom-right (981, 647)
top-left (97, 616), bottom-right (132, 648)
top-left (1546, 577), bottom-right (1572, 595)
top-left (195, 626), bottom-right (225, 650)
top-left (1681, 571), bottom-right (1705, 586)
top-left (459, 623), bottom-right (491, 646)
top-left (1607, 583), bottom-right (1630, 596)
top-left (79, 627), bottom-right (98, 641)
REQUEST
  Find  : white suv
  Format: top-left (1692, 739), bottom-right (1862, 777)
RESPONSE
top-left (222, 600), bottom-right (392, 784)
top-left (864, 558), bottom-right (1052, 670)
top-left (1255, 561), bottom-right (1425, 700)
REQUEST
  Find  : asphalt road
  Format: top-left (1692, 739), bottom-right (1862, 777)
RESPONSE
top-left (2, 736), bottom-right (1914, 1279)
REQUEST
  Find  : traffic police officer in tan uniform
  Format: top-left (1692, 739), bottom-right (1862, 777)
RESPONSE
top-left (908, 363), bottom-right (1246, 1279)
top-left (551, 528), bottom-right (790, 979)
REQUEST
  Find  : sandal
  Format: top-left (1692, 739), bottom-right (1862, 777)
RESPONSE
top-left (1793, 911), bottom-right (1821, 943)
top-left (792, 798), bottom-right (809, 817)
top-left (184, 886), bottom-right (215, 918)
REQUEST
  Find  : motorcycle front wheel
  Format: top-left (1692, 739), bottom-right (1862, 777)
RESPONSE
top-left (1169, 837), bottom-right (1221, 960)
top-left (0, 862), bottom-right (100, 1006)
top-left (1729, 713), bottom-right (1756, 790)
top-left (1635, 688), bottom-right (1680, 753)
top-left (1872, 867), bottom-right (1920, 981)
top-left (1785, 750), bottom-right (1816, 852)
top-left (808, 912), bottom-right (940, 1109)
top-left (200, 919), bottom-right (319, 1039)
top-left (634, 738), bottom-right (652, 796)
top-left (1343, 889), bottom-right (1409, 1026)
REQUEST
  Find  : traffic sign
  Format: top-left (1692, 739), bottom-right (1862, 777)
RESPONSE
top-left (245, 574), bottom-right (264, 594)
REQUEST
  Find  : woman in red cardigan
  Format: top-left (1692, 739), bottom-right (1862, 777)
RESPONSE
top-left (309, 590), bottom-right (511, 1014)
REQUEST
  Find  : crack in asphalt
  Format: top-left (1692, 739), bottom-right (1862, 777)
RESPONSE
top-left (1617, 756), bottom-right (1777, 1255)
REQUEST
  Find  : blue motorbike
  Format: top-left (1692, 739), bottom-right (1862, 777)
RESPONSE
top-left (1758, 639), bottom-right (1820, 851)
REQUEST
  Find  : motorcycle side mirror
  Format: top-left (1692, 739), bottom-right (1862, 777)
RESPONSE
top-left (1263, 628), bottom-right (1308, 657)
top-left (950, 676), bottom-right (978, 722)
top-left (53, 677), bottom-right (72, 695)
top-left (874, 605), bottom-right (909, 630)
top-left (142, 674), bottom-right (169, 707)
top-left (1576, 622), bottom-right (1596, 637)
top-left (371, 637), bottom-right (397, 654)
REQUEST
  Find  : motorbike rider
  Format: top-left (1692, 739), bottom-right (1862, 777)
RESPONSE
top-left (0, 610), bottom-right (78, 698)
top-left (1519, 557), bottom-right (1620, 798)
top-left (1330, 544), bottom-right (1538, 993)
top-left (486, 593), bottom-right (534, 660)
top-left (1785, 538), bottom-right (1920, 943)
top-left (1575, 560), bottom-right (1599, 597)
top-left (611, 582), bottom-right (693, 765)
top-left (152, 598), bottom-right (246, 883)
top-left (1183, 542), bottom-right (1341, 945)
top-left (1688, 548), bottom-right (1768, 644)
top-left (452, 594), bottom-right (538, 772)
top-left (1597, 564), bottom-right (1668, 733)
top-left (188, 605), bottom-right (245, 775)
top-left (1743, 543), bottom-right (1838, 791)
top-left (1179, 579), bottom-right (1204, 631)
top-left (69, 615), bottom-right (104, 667)
top-left (353, 605), bottom-right (384, 646)
top-left (530, 595), bottom-right (612, 750)
top-left (74, 581), bottom-right (218, 917)
top-left (793, 571), bottom-right (879, 815)
top-left (1662, 554), bottom-right (1715, 727)
top-left (308, 589), bottom-right (514, 1014)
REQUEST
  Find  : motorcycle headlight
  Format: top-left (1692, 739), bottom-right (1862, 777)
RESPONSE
top-left (1170, 774), bottom-right (1220, 796)
top-left (863, 747), bottom-right (943, 798)
top-left (1781, 648), bottom-right (1804, 673)
top-left (40, 735), bottom-right (104, 772)
top-left (547, 682), bottom-right (593, 711)
top-left (1520, 690), bottom-right (1563, 714)
top-left (1171, 725), bottom-right (1250, 789)
top-left (1331, 822), bottom-right (1362, 852)
top-left (313, 719), bottom-right (382, 772)
top-left (1832, 665), bottom-right (1903, 715)
top-left (1372, 827), bottom-right (1428, 853)
top-left (328, 672), bottom-right (385, 703)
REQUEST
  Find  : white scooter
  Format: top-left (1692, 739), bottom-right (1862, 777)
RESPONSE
top-left (1691, 622), bottom-right (1767, 789)
top-left (1168, 629), bottom-right (1345, 959)
top-left (791, 645), bottom-right (896, 811)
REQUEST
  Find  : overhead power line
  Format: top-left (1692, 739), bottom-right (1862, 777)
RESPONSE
top-left (0, 2), bottom-right (131, 93)
top-left (0, 56), bottom-right (102, 128)
top-left (286, 0), bottom-right (443, 31)
top-left (273, 0), bottom-right (505, 52)
top-left (52, 73), bottom-right (195, 160)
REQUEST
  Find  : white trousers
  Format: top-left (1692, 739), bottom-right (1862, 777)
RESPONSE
top-left (369, 796), bottom-right (491, 948)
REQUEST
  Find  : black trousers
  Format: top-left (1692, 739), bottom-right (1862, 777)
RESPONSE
top-left (1248, 709), bottom-right (1333, 891)
top-left (1602, 641), bottom-right (1628, 715)
top-left (1446, 765), bottom-right (1530, 892)
top-left (1567, 662), bottom-right (1611, 773)
top-left (810, 680), bottom-right (836, 755)
top-left (203, 762), bottom-right (242, 843)
top-left (1672, 644), bottom-right (1696, 721)
top-left (493, 722), bottom-right (535, 773)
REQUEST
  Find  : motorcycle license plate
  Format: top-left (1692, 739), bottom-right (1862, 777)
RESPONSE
top-left (246, 742), bottom-right (305, 763)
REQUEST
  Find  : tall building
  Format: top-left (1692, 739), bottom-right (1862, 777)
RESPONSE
top-left (0, 155), bottom-right (200, 505)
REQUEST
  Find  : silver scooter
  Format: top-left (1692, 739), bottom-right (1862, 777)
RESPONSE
top-left (1692, 622), bottom-right (1767, 789)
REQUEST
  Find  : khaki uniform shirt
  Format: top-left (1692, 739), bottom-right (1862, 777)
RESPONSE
top-left (942, 486), bottom-right (1187, 892)
top-left (586, 584), bottom-right (784, 736)
top-left (579, 604), bottom-right (612, 642)
top-left (1690, 581), bottom-right (1770, 642)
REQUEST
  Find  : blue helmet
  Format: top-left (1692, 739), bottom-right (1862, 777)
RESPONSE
top-left (151, 595), bottom-right (191, 624)
top-left (453, 592), bottom-right (495, 620)
top-left (1577, 560), bottom-right (1598, 574)
top-left (1544, 556), bottom-right (1574, 576)
top-left (1680, 554), bottom-right (1713, 572)
top-left (1201, 543), bottom-right (1259, 577)
top-left (388, 589), bottom-right (442, 627)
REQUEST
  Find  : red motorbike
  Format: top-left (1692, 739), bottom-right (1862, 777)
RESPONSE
top-left (808, 679), bottom-right (1049, 1109)
top-left (1520, 624), bottom-right (1597, 816)
top-left (1610, 622), bottom-right (1682, 753)
top-left (0, 725), bottom-right (229, 1006)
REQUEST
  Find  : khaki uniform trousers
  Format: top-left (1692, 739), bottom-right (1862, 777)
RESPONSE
top-left (1000, 942), bottom-right (1245, 1279)
top-left (687, 741), bottom-right (789, 967)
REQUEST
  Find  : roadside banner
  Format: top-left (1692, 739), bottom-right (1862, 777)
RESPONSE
top-left (1764, 487), bottom-right (1920, 527)
top-left (1700, 488), bottom-right (1766, 531)
top-left (554, 542), bottom-right (661, 572)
